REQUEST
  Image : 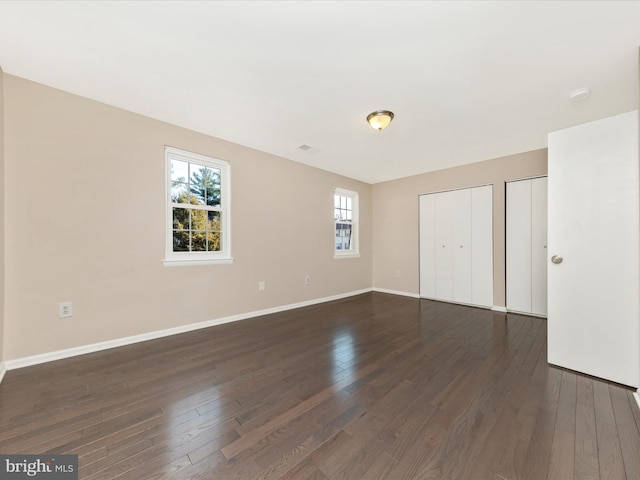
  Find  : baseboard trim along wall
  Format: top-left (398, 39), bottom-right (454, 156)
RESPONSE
top-left (5, 288), bottom-right (373, 371)
top-left (392, 289), bottom-right (502, 310)
top-left (371, 287), bottom-right (420, 299)
top-left (634, 391), bottom-right (640, 412)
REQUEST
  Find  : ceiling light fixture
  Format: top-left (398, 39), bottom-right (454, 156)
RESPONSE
top-left (367, 110), bottom-right (394, 131)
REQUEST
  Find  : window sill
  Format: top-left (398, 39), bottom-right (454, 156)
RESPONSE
top-left (334, 252), bottom-right (360, 259)
top-left (163, 257), bottom-right (234, 267)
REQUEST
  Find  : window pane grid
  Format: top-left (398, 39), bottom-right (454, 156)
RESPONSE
top-left (334, 190), bottom-right (357, 254)
top-left (172, 208), bottom-right (222, 252)
top-left (168, 149), bottom-right (228, 257)
top-left (334, 194), bottom-right (353, 223)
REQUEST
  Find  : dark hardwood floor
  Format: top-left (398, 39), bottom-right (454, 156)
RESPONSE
top-left (1, 292), bottom-right (639, 479)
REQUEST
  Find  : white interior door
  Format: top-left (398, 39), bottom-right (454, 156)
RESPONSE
top-left (548, 110), bottom-right (639, 388)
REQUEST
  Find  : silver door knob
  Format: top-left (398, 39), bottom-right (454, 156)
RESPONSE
top-left (551, 255), bottom-right (563, 264)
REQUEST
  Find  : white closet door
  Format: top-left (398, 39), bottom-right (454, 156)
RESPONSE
top-left (506, 178), bottom-right (547, 316)
top-left (471, 185), bottom-right (493, 308)
top-left (451, 188), bottom-right (472, 304)
top-left (434, 191), bottom-right (454, 301)
top-left (506, 180), bottom-right (533, 313)
top-left (530, 177), bottom-right (548, 316)
top-left (419, 194), bottom-right (436, 298)
top-left (419, 185), bottom-right (493, 308)
top-left (548, 110), bottom-right (639, 387)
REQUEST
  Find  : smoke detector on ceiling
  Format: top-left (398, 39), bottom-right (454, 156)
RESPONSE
top-left (569, 87), bottom-right (590, 102)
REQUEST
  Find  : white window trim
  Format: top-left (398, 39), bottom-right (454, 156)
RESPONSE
top-left (164, 146), bottom-right (233, 266)
top-left (334, 187), bottom-right (360, 259)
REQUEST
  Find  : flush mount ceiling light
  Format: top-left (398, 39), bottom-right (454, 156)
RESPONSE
top-left (366, 110), bottom-right (394, 131)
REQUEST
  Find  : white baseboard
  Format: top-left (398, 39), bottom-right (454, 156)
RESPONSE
top-left (492, 306), bottom-right (508, 313)
top-left (634, 391), bottom-right (640, 413)
top-left (371, 287), bottom-right (420, 299)
top-left (0, 362), bottom-right (6, 385)
top-left (504, 307), bottom-right (547, 319)
top-left (5, 288), bottom-right (373, 370)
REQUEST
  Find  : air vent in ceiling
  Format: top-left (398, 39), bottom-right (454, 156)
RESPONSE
top-left (297, 144), bottom-right (320, 154)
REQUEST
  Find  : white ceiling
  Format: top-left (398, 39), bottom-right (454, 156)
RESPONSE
top-left (0, 1), bottom-right (639, 184)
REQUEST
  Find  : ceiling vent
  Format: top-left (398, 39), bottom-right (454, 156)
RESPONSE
top-left (297, 144), bottom-right (320, 154)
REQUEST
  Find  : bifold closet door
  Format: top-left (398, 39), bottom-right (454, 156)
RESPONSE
top-left (419, 194), bottom-right (436, 299)
top-left (506, 177), bottom-right (547, 316)
top-left (432, 188), bottom-right (473, 304)
top-left (419, 185), bottom-right (493, 308)
top-left (451, 188), bottom-right (472, 304)
top-left (530, 178), bottom-right (548, 315)
top-left (434, 191), bottom-right (455, 301)
top-left (470, 185), bottom-right (493, 307)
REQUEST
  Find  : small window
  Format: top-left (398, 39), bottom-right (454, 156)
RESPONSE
top-left (165, 147), bottom-right (232, 266)
top-left (334, 188), bottom-right (359, 258)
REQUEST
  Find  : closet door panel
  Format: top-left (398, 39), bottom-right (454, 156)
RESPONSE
top-left (471, 185), bottom-right (493, 308)
top-left (419, 185), bottom-right (493, 308)
top-left (531, 177), bottom-right (548, 316)
top-left (451, 188), bottom-right (472, 303)
top-left (419, 194), bottom-right (436, 298)
top-left (506, 180), bottom-right (533, 313)
top-left (434, 191), bottom-right (454, 301)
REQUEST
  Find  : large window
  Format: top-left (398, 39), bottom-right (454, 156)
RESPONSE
top-left (165, 147), bottom-right (232, 265)
top-left (334, 188), bottom-right (359, 258)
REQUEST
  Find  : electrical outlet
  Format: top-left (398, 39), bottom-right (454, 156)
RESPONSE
top-left (59, 302), bottom-right (73, 318)
top-left (396, 270), bottom-right (401, 278)
top-left (305, 275), bottom-right (311, 285)
top-left (259, 281), bottom-right (265, 291)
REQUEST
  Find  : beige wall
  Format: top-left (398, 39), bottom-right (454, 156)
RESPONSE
top-left (1, 72), bottom-right (550, 361)
top-left (3, 74), bottom-right (372, 360)
top-left (0, 67), bottom-right (4, 363)
top-left (372, 149), bottom-right (548, 307)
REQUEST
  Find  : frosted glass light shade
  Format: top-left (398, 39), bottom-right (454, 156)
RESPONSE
top-left (367, 110), bottom-right (394, 131)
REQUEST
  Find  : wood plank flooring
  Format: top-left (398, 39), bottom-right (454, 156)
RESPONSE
top-left (1, 292), bottom-right (639, 479)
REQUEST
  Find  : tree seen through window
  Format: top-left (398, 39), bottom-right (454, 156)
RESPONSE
top-left (171, 160), bottom-right (222, 252)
